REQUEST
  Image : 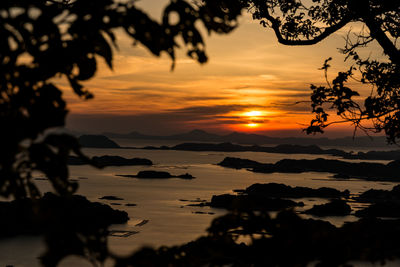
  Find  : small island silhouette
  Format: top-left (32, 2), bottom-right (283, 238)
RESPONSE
top-left (116, 170), bottom-right (195, 180)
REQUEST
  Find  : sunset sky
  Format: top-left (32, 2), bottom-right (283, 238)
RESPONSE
top-left (65, 0), bottom-right (382, 137)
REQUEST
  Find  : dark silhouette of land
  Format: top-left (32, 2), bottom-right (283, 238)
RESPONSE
top-left (103, 129), bottom-right (390, 147)
top-left (137, 142), bottom-right (400, 161)
top-left (68, 155), bottom-right (152, 167)
top-left (99, 196), bottom-right (124, 201)
top-left (304, 200), bottom-right (351, 217)
top-left (357, 185), bottom-right (400, 203)
top-left (218, 157), bottom-right (400, 181)
top-left (78, 135), bottom-right (400, 160)
top-left (190, 183), bottom-right (400, 219)
top-left (209, 193), bottom-right (304, 210)
top-left (117, 171), bottom-right (194, 180)
top-left (353, 185), bottom-right (400, 218)
top-left (244, 183), bottom-right (350, 199)
top-left (189, 183), bottom-right (349, 212)
top-left (192, 183), bottom-right (400, 218)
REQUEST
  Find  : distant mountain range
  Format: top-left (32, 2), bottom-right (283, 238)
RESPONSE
top-left (102, 129), bottom-right (390, 148)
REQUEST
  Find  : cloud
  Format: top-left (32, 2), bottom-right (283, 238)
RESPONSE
top-left (167, 104), bottom-right (263, 116)
top-left (67, 104), bottom-right (266, 134)
top-left (180, 96), bottom-right (227, 101)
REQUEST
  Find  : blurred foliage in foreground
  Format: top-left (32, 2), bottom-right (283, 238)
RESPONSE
top-left (1, 0), bottom-right (400, 266)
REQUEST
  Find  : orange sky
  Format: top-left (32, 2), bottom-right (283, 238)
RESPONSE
top-left (65, 1), bottom-right (383, 137)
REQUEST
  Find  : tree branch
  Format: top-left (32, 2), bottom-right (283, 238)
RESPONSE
top-left (264, 8), bottom-right (352, 46)
top-left (363, 16), bottom-right (400, 65)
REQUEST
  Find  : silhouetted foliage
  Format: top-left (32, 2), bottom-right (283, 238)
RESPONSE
top-left (212, 0), bottom-right (399, 142)
top-left (0, 0), bottom-right (244, 265)
top-left (115, 209), bottom-right (400, 266)
top-left (226, 0), bottom-right (400, 142)
top-left (246, 0), bottom-right (399, 142)
top-left (0, 0), bottom-right (245, 199)
top-left (2, 0), bottom-right (400, 266)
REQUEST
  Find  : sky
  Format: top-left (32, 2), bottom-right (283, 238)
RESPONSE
top-left (64, 0), bottom-right (382, 137)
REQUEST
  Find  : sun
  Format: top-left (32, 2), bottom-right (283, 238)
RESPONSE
top-left (241, 110), bottom-right (265, 129)
top-left (244, 110), bottom-right (263, 117)
top-left (246, 123), bottom-right (259, 128)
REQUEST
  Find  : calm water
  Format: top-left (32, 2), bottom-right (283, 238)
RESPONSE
top-left (0, 139), bottom-right (398, 266)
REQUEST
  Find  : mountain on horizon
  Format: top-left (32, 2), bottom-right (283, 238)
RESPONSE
top-left (102, 129), bottom-right (390, 148)
top-left (102, 129), bottom-right (221, 141)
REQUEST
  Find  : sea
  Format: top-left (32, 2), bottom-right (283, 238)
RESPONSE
top-left (0, 139), bottom-right (398, 267)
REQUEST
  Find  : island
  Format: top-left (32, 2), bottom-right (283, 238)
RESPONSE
top-left (354, 185), bottom-right (400, 218)
top-left (99, 196), bottom-right (124, 201)
top-left (304, 200), bottom-right (352, 217)
top-left (209, 193), bottom-right (304, 211)
top-left (68, 155), bottom-right (153, 167)
top-left (138, 142), bottom-right (400, 161)
top-left (104, 129), bottom-right (391, 147)
top-left (244, 183), bottom-right (350, 199)
top-left (218, 157), bottom-right (400, 181)
top-left (190, 183), bottom-right (349, 211)
top-left (117, 170), bottom-right (195, 180)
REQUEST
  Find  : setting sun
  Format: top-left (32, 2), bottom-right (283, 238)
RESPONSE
top-left (242, 110), bottom-right (264, 129)
top-left (244, 111), bottom-right (263, 117)
top-left (246, 123), bottom-right (259, 128)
